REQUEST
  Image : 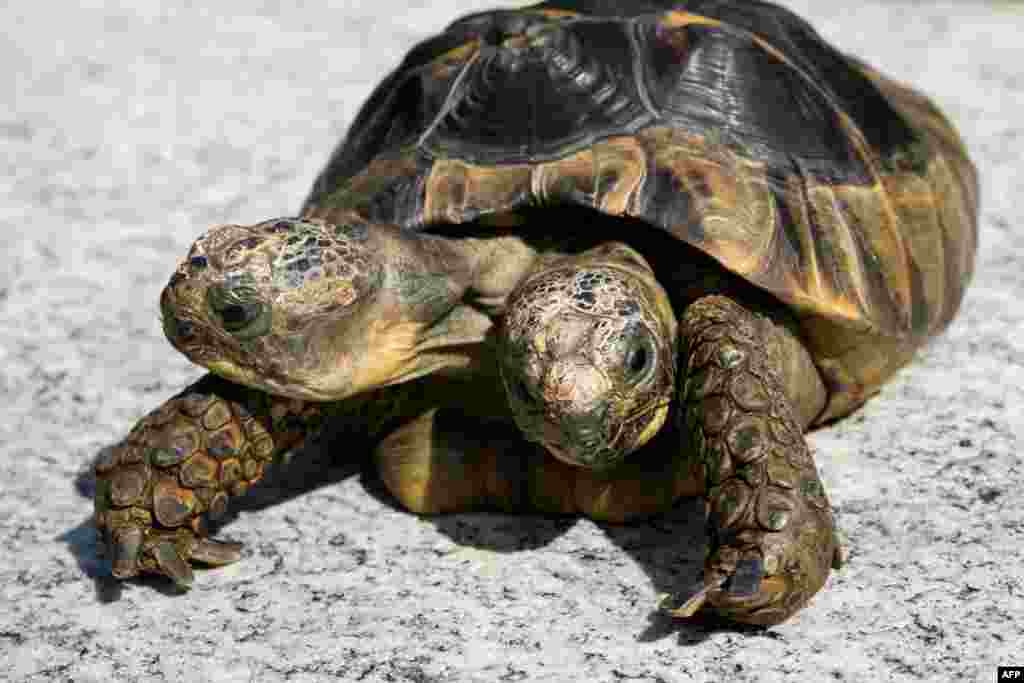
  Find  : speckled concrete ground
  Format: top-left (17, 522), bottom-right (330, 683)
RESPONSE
top-left (2, 1), bottom-right (1022, 681)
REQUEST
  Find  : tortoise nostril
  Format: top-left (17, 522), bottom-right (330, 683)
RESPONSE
top-left (513, 378), bottom-right (535, 406)
top-left (174, 319), bottom-right (195, 340)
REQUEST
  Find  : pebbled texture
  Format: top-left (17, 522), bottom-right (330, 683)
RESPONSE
top-left (676, 295), bottom-right (836, 625)
top-left (93, 375), bottom-right (325, 586)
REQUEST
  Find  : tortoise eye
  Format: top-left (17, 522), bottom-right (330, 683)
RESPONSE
top-left (219, 302), bottom-right (256, 330)
top-left (624, 331), bottom-right (656, 383)
top-left (207, 283), bottom-right (271, 339)
top-left (626, 345), bottom-right (648, 375)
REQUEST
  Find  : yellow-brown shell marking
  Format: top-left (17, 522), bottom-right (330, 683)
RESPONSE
top-left (302, 2), bottom-right (977, 421)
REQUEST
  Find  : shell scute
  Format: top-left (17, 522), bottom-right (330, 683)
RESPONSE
top-left (301, 0), bottom-right (977, 418)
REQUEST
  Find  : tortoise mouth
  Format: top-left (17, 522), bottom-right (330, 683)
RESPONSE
top-left (537, 433), bottom-right (621, 470)
top-left (507, 378), bottom-right (673, 470)
top-left (544, 441), bottom-right (604, 468)
top-left (509, 401), bottom-right (621, 470)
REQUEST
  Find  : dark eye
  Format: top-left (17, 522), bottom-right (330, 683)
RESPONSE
top-left (624, 335), bottom-right (656, 383)
top-left (219, 302), bottom-right (256, 330)
top-left (626, 345), bottom-right (648, 374)
top-left (207, 283), bottom-right (270, 339)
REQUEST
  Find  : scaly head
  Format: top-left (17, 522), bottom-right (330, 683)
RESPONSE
top-left (499, 243), bottom-right (678, 469)
top-left (160, 217), bottom-right (483, 401)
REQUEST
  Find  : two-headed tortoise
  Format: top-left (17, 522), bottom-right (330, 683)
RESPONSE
top-left (94, 0), bottom-right (977, 625)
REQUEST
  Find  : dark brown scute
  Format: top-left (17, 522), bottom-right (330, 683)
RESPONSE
top-left (307, 0), bottom-right (925, 211)
top-left (420, 20), bottom-right (652, 165)
top-left (676, 1), bottom-right (920, 159)
top-left (637, 21), bottom-right (871, 182)
top-left (300, 0), bottom-right (977, 417)
top-left (539, 0), bottom-right (920, 174)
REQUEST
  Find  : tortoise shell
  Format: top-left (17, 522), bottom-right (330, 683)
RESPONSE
top-left (300, 0), bottom-right (978, 421)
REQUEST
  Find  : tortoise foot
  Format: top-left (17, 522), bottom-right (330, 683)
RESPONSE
top-left (667, 510), bottom-right (835, 626)
top-left (94, 375), bottom-right (318, 588)
top-left (671, 295), bottom-right (837, 626)
top-left (105, 525), bottom-right (242, 590)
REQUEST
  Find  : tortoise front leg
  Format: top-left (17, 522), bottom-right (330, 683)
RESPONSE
top-left (668, 296), bottom-right (838, 625)
top-left (94, 374), bottom-right (326, 588)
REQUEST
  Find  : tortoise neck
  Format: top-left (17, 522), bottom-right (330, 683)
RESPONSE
top-left (437, 233), bottom-right (543, 315)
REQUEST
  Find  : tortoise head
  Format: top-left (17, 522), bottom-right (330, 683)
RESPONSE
top-left (160, 217), bottom-right (392, 401)
top-left (499, 243), bottom-right (678, 469)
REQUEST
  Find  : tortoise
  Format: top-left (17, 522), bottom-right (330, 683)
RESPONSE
top-left (94, 0), bottom-right (978, 626)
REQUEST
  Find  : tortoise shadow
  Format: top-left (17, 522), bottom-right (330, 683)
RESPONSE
top-left (416, 494), bottom-right (763, 643)
top-left (65, 423), bottom-right (764, 641)
top-left (359, 442), bottom-right (760, 643)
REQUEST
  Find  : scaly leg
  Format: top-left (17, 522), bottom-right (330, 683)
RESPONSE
top-left (94, 374), bottom-right (327, 588)
top-left (667, 295), bottom-right (838, 625)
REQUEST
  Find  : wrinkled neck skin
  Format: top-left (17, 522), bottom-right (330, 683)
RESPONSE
top-left (307, 224), bottom-right (545, 400)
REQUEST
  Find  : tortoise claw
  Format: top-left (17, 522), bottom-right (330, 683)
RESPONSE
top-left (831, 530), bottom-right (849, 569)
top-left (660, 558), bottom-right (764, 619)
top-left (109, 527), bottom-right (144, 579)
top-left (153, 541), bottom-right (194, 590)
top-left (659, 576), bottom-right (727, 618)
top-left (101, 526), bottom-right (242, 588)
top-left (723, 557), bottom-right (764, 597)
top-left (190, 538), bottom-right (244, 566)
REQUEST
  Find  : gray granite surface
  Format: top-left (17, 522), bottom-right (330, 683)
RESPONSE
top-left (2, 1), bottom-right (1022, 681)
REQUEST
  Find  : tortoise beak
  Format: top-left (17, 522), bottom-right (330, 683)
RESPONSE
top-left (537, 411), bottom-right (617, 469)
top-left (528, 359), bottom-right (618, 469)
